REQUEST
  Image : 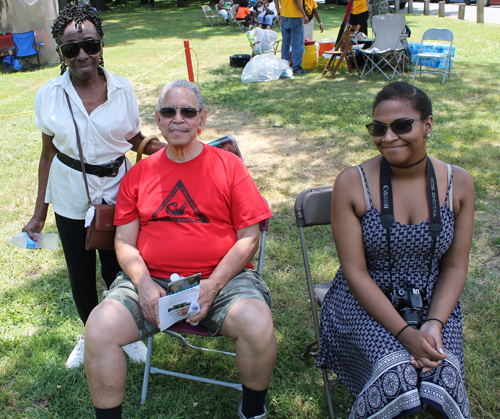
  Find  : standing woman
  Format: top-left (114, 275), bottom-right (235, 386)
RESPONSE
top-left (22, 5), bottom-right (165, 369)
top-left (317, 82), bottom-right (474, 418)
top-left (303, 0), bottom-right (324, 41)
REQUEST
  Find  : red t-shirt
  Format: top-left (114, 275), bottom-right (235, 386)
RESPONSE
top-left (114, 145), bottom-right (272, 278)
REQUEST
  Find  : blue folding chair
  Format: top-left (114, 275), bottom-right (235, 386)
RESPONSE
top-left (10, 32), bottom-right (44, 70)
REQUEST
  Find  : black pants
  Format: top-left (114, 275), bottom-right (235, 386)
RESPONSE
top-left (55, 213), bottom-right (121, 325)
top-left (349, 11), bottom-right (369, 37)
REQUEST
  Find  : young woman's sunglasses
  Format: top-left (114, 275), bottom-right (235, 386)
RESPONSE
top-left (159, 107), bottom-right (202, 119)
top-left (58, 39), bottom-right (103, 59)
top-left (365, 118), bottom-right (422, 137)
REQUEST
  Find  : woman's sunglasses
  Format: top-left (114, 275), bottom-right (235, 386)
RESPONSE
top-left (58, 39), bottom-right (103, 59)
top-left (365, 118), bottom-right (422, 137)
top-left (159, 107), bottom-right (202, 119)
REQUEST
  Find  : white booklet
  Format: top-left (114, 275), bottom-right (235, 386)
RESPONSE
top-left (158, 273), bottom-right (201, 331)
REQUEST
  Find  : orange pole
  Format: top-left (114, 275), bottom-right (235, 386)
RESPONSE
top-left (184, 40), bottom-right (195, 83)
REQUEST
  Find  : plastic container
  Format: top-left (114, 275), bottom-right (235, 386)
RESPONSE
top-left (318, 38), bottom-right (336, 57)
top-left (8, 232), bottom-right (59, 249)
top-left (302, 44), bottom-right (318, 70)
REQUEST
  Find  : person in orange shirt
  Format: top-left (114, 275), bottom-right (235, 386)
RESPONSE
top-left (235, 0), bottom-right (255, 29)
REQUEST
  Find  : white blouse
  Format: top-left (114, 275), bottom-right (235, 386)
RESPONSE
top-left (35, 67), bottom-right (141, 220)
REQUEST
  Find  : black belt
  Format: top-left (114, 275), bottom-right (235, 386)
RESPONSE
top-left (57, 152), bottom-right (125, 178)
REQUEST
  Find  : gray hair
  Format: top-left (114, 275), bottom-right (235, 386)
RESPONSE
top-left (156, 80), bottom-right (205, 111)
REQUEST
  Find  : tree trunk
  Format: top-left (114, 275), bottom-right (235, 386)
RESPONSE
top-left (90, 0), bottom-right (112, 10)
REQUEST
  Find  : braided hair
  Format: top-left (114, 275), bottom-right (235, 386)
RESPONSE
top-left (52, 4), bottom-right (104, 75)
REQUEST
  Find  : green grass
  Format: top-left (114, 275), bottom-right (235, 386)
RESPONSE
top-left (1, 0), bottom-right (500, 417)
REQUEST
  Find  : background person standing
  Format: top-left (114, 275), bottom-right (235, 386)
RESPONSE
top-left (276, 0), bottom-right (309, 74)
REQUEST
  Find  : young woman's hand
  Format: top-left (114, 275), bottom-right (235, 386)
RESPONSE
top-left (398, 327), bottom-right (447, 372)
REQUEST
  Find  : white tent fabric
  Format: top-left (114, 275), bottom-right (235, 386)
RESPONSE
top-left (1, 0), bottom-right (59, 65)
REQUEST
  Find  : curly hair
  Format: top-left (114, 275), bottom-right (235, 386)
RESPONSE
top-left (52, 4), bottom-right (104, 75)
top-left (372, 82), bottom-right (432, 120)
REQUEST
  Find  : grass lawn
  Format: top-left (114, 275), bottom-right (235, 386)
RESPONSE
top-left (1, 1), bottom-right (499, 418)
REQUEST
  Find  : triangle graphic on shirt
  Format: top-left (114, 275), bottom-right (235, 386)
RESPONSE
top-left (152, 180), bottom-right (210, 224)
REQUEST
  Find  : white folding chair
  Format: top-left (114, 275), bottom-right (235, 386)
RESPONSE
top-left (230, 4), bottom-right (246, 32)
top-left (359, 14), bottom-right (407, 81)
top-left (412, 28), bottom-right (454, 85)
top-left (202, 5), bottom-right (223, 27)
top-left (140, 218), bottom-right (269, 404)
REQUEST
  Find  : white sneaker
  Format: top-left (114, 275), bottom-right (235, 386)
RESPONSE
top-left (122, 340), bottom-right (147, 363)
top-left (66, 335), bottom-right (85, 369)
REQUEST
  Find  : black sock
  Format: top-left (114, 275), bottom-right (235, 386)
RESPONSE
top-left (242, 385), bottom-right (268, 418)
top-left (94, 405), bottom-right (122, 419)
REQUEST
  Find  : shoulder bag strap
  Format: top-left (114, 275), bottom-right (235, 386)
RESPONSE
top-left (64, 91), bottom-right (92, 208)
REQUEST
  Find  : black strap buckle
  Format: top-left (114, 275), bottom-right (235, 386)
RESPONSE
top-left (106, 158), bottom-right (122, 177)
top-left (95, 156), bottom-right (124, 177)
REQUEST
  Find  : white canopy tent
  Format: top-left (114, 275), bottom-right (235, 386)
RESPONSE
top-left (1, 0), bottom-right (60, 65)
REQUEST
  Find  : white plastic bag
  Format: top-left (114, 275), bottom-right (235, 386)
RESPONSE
top-left (246, 27), bottom-right (278, 55)
top-left (241, 54), bottom-right (293, 84)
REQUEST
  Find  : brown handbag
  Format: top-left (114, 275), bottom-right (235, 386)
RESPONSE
top-left (85, 204), bottom-right (116, 250)
top-left (65, 92), bottom-right (118, 250)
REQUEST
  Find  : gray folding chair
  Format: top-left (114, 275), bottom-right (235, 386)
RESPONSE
top-left (359, 13), bottom-right (407, 80)
top-left (412, 28), bottom-right (454, 85)
top-left (295, 185), bottom-right (341, 419)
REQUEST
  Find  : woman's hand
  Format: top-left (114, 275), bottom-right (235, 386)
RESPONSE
top-left (22, 216), bottom-right (46, 241)
top-left (398, 326), bottom-right (447, 372)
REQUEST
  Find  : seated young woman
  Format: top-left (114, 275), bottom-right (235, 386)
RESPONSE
top-left (317, 82), bottom-right (474, 419)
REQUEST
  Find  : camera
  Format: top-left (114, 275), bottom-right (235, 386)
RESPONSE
top-left (385, 288), bottom-right (423, 329)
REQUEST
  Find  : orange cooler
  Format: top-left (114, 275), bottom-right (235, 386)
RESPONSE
top-left (318, 38), bottom-right (336, 56)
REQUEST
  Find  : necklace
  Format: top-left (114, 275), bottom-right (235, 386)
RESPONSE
top-left (388, 154), bottom-right (427, 169)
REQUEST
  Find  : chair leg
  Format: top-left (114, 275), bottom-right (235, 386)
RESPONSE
top-left (141, 336), bottom-right (155, 405)
top-left (322, 368), bottom-right (335, 419)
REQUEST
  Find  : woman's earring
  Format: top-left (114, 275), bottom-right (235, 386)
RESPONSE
top-left (427, 133), bottom-right (431, 138)
top-left (197, 128), bottom-right (202, 134)
top-left (59, 57), bottom-right (67, 75)
top-left (98, 55), bottom-right (104, 68)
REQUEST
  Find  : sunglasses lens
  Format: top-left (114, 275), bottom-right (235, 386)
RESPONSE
top-left (180, 108), bottom-right (199, 118)
top-left (59, 43), bottom-right (80, 58)
top-left (367, 123), bottom-right (387, 136)
top-left (159, 107), bottom-right (177, 118)
top-left (81, 39), bottom-right (102, 55)
top-left (391, 120), bottom-right (413, 135)
top-left (59, 39), bottom-right (101, 58)
top-left (159, 107), bottom-right (199, 119)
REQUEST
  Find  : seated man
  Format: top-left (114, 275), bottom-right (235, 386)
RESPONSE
top-left (84, 79), bottom-right (276, 419)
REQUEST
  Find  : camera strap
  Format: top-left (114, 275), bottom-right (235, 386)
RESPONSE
top-left (379, 156), bottom-right (442, 297)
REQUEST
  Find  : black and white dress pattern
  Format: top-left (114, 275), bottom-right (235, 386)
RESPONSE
top-left (316, 165), bottom-right (470, 419)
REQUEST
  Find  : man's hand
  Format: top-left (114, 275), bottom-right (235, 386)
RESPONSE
top-left (181, 279), bottom-right (220, 325)
top-left (302, 15), bottom-right (309, 24)
top-left (137, 277), bottom-right (167, 326)
top-left (398, 327), bottom-right (447, 372)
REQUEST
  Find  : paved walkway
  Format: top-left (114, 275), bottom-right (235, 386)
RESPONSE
top-left (401, 3), bottom-right (500, 24)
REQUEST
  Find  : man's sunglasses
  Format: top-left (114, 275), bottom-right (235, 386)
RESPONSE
top-left (365, 118), bottom-right (422, 137)
top-left (58, 39), bottom-right (103, 59)
top-left (159, 107), bottom-right (202, 119)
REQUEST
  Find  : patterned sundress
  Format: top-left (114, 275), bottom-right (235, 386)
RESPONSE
top-left (316, 165), bottom-right (470, 419)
